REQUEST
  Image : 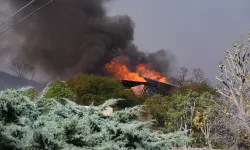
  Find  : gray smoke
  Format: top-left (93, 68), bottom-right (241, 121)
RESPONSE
top-left (2, 0), bottom-right (175, 80)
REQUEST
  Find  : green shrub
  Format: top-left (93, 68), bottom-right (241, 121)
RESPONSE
top-left (66, 74), bottom-right (143, 107)
top-left (143, 94), bottom-right (167, 126)
top-left (44, 78), bottom-right (75, 104)
top-left (24, 87), bottom-right (37, 100)
top-left (143, 81), bottom-right (223, 148)
top-left (0, 87), bottom-right (188, 150)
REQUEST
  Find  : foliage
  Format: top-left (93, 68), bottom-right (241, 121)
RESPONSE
top-left (215, 34), bottom-right (250, 148)
top-left (44, 78), bottom-right (75, 105)
top-left (143, 81), bottom-right (224, 148)
top-left (216, 34), bottom-right (250, 130)
top-left (168, 67), bottom-right (189, 87)
top-left (169, 67), bottom-right (209, 87)
top-left (162, 82), bottom-right (217, 133)
top-left (114, 89), bottom-right (146, 109)
top-left (170, 82), bottom-right (217, 96)
top-left (0, 87), bottom-right (188, 150)
top-left (23, 87), bottom-right (37, 101)
top-left (238, 131), bottom-right (250, 149)
top-left (66, 74), bottom-right (143, 107)
top-left (143, 94), bottom-right (166, 126)
top-left (165, 91), bottom-right (221, 148)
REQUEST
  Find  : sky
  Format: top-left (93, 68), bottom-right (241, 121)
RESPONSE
top-left (0, 0), bottom-right (250, 84)
top-left (107, 0), bottom-right (250, 84)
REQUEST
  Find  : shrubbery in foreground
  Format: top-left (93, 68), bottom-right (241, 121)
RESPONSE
top-left (0, 87), bottom-right (188, 150)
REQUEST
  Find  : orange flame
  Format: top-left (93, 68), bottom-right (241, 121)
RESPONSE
top-left (105, 57), bottom-right (167, 95)
top-left (136, 64), bottom-right (167, 83)
top-left (105, 58), bottom-right (146, 82)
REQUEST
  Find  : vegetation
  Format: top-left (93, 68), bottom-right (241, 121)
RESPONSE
top-left (44, 78), bottom-right (75, 104)
top-left (1, 34), bottom-right (250, 149)
top-left (215, 33), bottom-right (250, 149)
top-left (24, 87), bottom-right (37, 100)
top-left (0, 87), bottom-right (188, 150)
top-left (66, 74), bottom-right (144, 108)
top-left (140, 34), bottom-right (250, 149)
top-left (10, 56), bottom-right (35, 80)
top-left (143, 84), bottom-right (222, 149)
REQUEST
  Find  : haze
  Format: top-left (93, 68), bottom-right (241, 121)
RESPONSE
top-left (108, 0), bottom-right (250, 84)
top-left (0, 0), bottom-right (250, 85)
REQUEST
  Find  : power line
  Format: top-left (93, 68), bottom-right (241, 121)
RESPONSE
top-left (0, 0), bottom-right (54, 36)
top-left (0, 0), bottom-right (36, 27)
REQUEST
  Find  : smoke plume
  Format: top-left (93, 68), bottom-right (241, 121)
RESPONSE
top-left (3, 0), bottom-right (175, 80)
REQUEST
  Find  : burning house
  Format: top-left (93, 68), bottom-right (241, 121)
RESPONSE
top-left (121, 78), bottom-right (179, 96)
top-left (105, 57), bottom-right (178, 96)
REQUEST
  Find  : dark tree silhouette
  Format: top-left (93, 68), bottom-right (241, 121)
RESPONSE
top-left (11, 57), bottom-right (35, 79)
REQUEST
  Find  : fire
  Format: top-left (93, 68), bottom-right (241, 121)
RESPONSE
top-left (136, 64), bottom-right (167, 83)
top-left (105, 58), bottom-right (146, 82)
top-left (105, 57), bottom-right (167, 95)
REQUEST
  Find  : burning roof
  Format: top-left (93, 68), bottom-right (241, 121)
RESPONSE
top-left (105, 57), bottom-right (167, 83)
top-left (121, 78), bottom-right (178, 96)
top-left (105, 56), bottom-right (178, 96)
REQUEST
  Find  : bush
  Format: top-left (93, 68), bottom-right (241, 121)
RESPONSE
top-left (66, 74), bottom-right (143, 107)
top-left (44, 78), bottom-right (75, 104)
top-left (164, 91), bottom-right (224, 148)
top-left (170, 82), bottom-right (217, 96)
top-left (0, 87), bottom-right (188, 150)
top-left (142, 81), bottom-right (224, 148)
top-left (143, 94), bottom-right (167, 126)
top-left (24, 87), bottom-right (37, 100)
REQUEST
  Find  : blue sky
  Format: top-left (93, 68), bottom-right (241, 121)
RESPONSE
top-left (108, 0), bottom-right (250, 84)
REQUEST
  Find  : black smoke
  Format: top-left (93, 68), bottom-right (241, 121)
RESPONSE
top-left (6, 0), bottom-right (175, 80)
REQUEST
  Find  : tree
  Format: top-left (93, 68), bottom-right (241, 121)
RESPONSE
top-left (169, 67), bottom-right (189, 87)
top-left (143, 94), bottom-right (167, 127)
top-left (192, 93), bottom-right (222, 150)
top-left (191, 68), bottom-right (209, 84)
top-left (169, 67), bottom-right (209, 87)
top-left (0, 87), bottom-right (188, 149)
top-left (10, 56), bottom-right (35, 79)
top-left (216, 33), bottom-right (250, 133)
top-left (142, 81), bottom-right (227, 149)
top-left (66, 74), bottom-right (142, 107)
top-left (166, 91), bottom-right (226, 149)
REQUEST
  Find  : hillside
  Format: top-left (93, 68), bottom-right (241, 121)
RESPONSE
top-left (0, 71), bottom-right (44, 91)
